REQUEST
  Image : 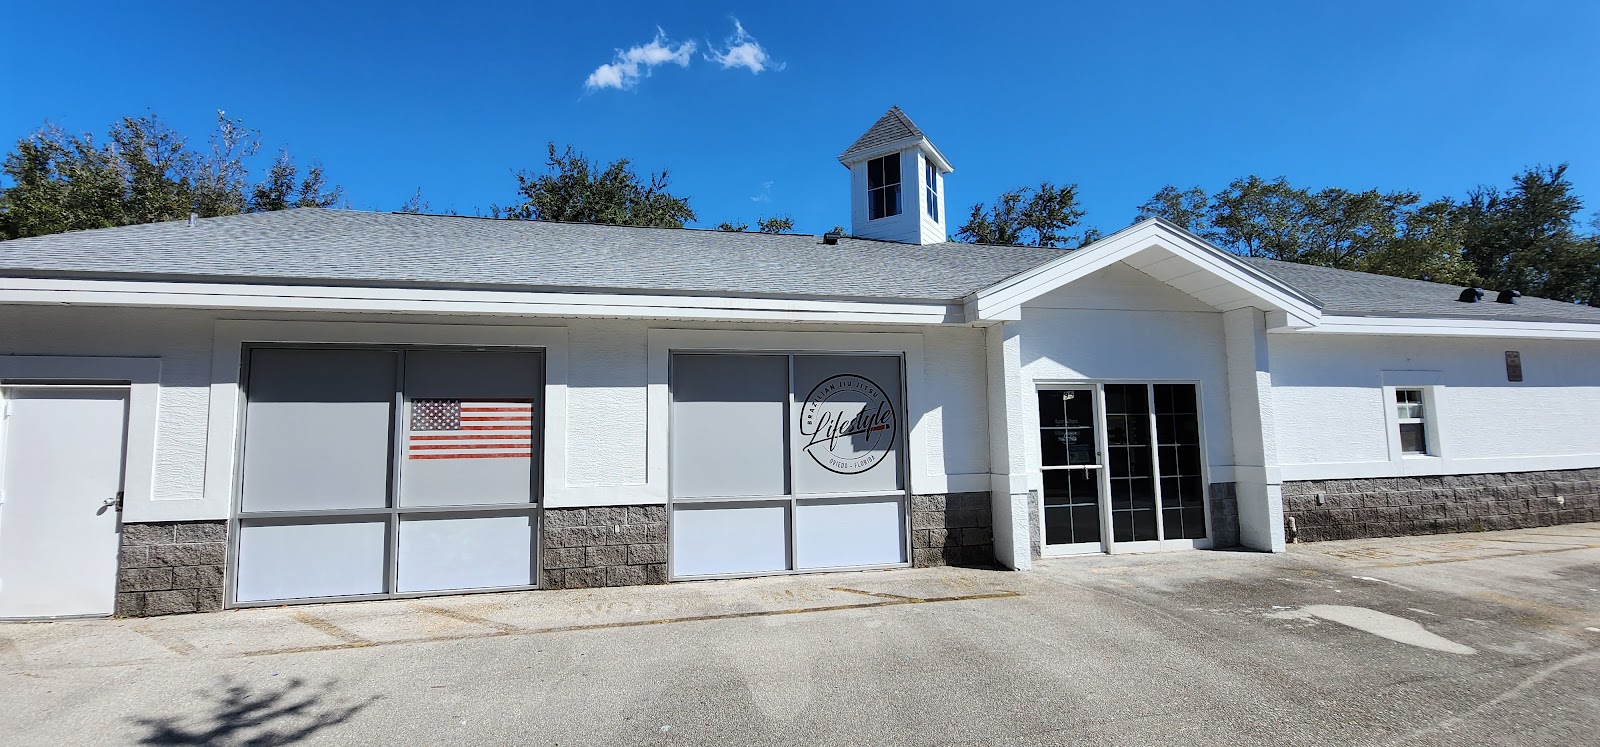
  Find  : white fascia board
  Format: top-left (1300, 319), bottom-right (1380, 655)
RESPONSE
top-left (0, 277), bottom-right (958, 326)
top-left (965, 220), bottom-right (1323, 323)
top-left (1277, 314), bottom-right (1600, 340)
top-left (838, 136), bottom-right (953, 173)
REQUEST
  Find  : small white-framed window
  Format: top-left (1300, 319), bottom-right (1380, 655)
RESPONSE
top-left (867, 153), bottom-right (902, 220)
top-left (924, 159), bottom-right (939, 221)
top-left (1394, 388), bottom-right (1429, 455)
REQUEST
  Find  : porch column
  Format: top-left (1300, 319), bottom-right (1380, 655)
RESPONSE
top-left (985, 320), bottom-right (1033, 570)
top-left (1223, 308), bottom-right (1287, 552)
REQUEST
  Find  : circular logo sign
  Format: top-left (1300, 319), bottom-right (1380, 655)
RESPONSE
top-left (799, 374), bottom-right (896, 474)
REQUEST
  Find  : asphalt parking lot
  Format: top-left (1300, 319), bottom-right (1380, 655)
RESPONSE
top-left (3, 523), bottom-right (1597, 746)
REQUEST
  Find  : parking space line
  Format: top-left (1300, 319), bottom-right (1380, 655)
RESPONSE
top-left (288, 610), bottom-right (372, 645)
top-left (236, 589), bottom-right (1021, 658)
top-left (410, 604), bottom-right (525, 633)
top-left (1374, 545), bottom-right (1600, 567)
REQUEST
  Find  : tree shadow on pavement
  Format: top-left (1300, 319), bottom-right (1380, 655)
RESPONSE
top-left (132, 677), bottom-right (377, 746)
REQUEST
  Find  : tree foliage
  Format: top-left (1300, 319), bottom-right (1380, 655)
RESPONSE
top-left (757, 215), bottom-right (794, 234)
top-left (956, 182), bottom-right (1094, 247)
top-left (1458, 165), bottom-right (1599, 305)
top-left (500, 143), bottom-right (695, 228)
top-left (0, 112), bottom-right (342, 240)
top-left (1136, 177), bottom-right (1477, 285)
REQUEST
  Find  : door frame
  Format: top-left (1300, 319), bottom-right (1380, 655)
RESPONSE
top-left (0, 380), bottom-right (137, 619)
top-left (1035, 384), bottom-right (1107, 557)
top-left (1034, 379), bottom-right (1215, 556)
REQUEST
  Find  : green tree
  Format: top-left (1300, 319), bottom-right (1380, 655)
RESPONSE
top-left (250, 151), bottom-right (343, 212)
top-left (0, 111), bottom-right (343, 240)
top-left (956, 181), bottom-right (1089, 247)
top-left (714, 221), bottom-right (748, 232)
top-left (1137, 176), bottom-right (1476, 284)
top-left (502, 143), bottom-right (695, 228)
top-left (757, 215), bottom-right (793, 234)
top-left (1459, 164), bottom-right (1599, 304)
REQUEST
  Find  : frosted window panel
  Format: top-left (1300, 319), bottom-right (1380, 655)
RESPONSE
top-left (242, 349), bottom-right (396, 512)
top-left (671, 355), bottom-right (788, 498)
top-left (401, 351), bottom-right (541, 507)
top-left (794, 496), bottom-right (906, 569)
top-left (792, 355), bottom-right (904, 495)
top-left (235, 521), bottom-right (386, 602)
top-left (671, 502), bottom-right (790, 577)
top-left (397, 515), bottom-right (534, 592)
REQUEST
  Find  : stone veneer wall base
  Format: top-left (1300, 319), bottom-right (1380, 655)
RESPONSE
top-left (1283, 468), bottom-right (1600, 543)
top-left (542, 506), bottom-right (668, 588)
top-left (911, 492), bottom-right (995, 567)
top-left (116, 520), bottom-right (227, 617)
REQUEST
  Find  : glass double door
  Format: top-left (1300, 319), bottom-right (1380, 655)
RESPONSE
top-left (1038, 383), bottom-right (1209, 555)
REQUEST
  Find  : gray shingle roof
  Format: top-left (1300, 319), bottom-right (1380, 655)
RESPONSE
top-left (839, 106), bottom-right (925, 163)
top-left (1241, 257), bottom-right (1600, 325)
top-left (0, 208), bottom-right (1065, 302)
top-left (2, 208), bottom-right (1596, 325)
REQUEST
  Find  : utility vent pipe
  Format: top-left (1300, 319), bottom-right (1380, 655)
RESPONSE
top-left (188, 212), bottom-right (198, 228)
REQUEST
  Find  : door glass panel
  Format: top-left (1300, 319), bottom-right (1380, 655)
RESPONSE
top-left (1042, 469), bottom-right (1101, 545)
top-left (1104, 384), bottom-right (1158, 542)
top-left (792, 355), bottom-right (903, 495)
top-left (1038, 390), bottom-right (1097, 466)
top-left (401, 351), bottom-right (541, 507)
top-left (1153, 384), bottom-right (1207, 539)
top-left (241, 349), bottom-right (396, 512)
top-left (671, 354), bottom-right (788, 499)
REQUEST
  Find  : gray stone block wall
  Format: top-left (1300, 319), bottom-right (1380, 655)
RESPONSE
top-left (1208, 483), bottom-right (1240, 548)
top-left (1283, 467), bottom-right (1600, 543)
top-left (542, 505), bottom-right (668, 588)
top-left (911, 492), bottom-right (995, 567)
top-left (116, 521), bottom-right (227, 616)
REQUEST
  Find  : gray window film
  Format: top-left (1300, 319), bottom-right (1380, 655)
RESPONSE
top-left (792, 355), bottom-right (903, 496)
top-left (668, 352), bottom-right (908, 577)
top-left (670, 354), bottom-right (788, 499)
top-left (241, 348), bottom-right (396, 513)
top-left (1153, 384), bottom-right (1207, 540)
top-left (235, 346), bottom-right (542, 605)
top-left (400, 350), bottom-right (541, 507)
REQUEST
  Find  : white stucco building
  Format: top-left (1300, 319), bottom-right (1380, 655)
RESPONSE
top-left (2, 107), bottom-right (1597, 619)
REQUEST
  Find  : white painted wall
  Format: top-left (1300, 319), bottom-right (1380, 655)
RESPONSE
top-left (1017, 263), bottom-right (1238, 489)
top-left (1270, 333), bottom-right (1600, 479)
top-left (0, 306), bottom-right (993, 520)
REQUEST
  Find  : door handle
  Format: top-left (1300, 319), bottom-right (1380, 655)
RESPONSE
top-left (101, 492), bottom-right (124, 512)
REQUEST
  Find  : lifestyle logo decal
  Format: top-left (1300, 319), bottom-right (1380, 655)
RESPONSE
top-left (799, 374), bottom-right (896, 475)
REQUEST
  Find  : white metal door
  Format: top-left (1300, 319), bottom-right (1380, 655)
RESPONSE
top-left (0, 386), bottom-right (129, 618)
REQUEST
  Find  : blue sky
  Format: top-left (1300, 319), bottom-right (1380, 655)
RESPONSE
top-left (3, 1), bottom-right (1598, 235)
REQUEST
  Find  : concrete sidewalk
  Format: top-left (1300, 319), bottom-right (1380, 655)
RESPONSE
top-left (2, 523), bottom-right (1597, 746)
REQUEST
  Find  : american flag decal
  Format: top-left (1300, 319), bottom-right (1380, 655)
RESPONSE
top-left (408, 399), bottom-right (534, 460)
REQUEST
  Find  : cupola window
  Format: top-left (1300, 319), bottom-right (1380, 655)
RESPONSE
top-left (867, 154), bottom-right (902, 220)
top-left (924, 159), bottom-right (939, 221)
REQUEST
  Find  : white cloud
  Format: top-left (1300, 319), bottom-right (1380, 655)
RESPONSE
top-left (751, 180), bottom-right (774, 202)
top-left (706, 19), bottom-right (783, 74)
top-left (585, 28), bottom-right (696, 91)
